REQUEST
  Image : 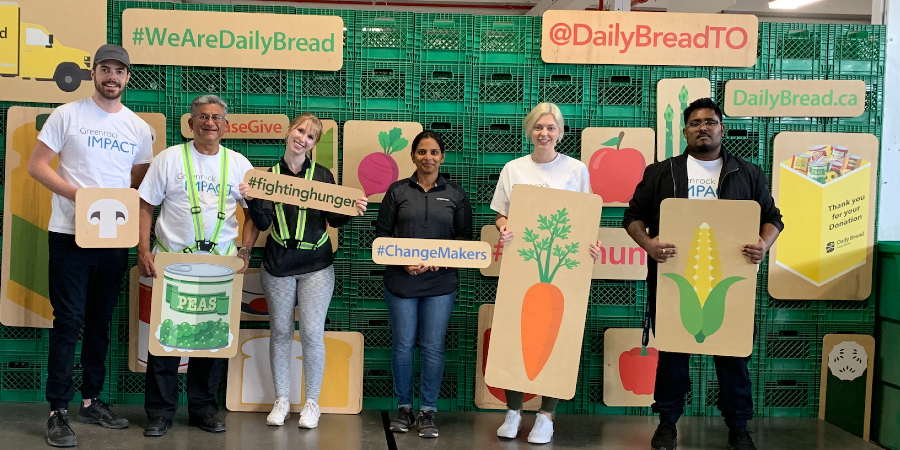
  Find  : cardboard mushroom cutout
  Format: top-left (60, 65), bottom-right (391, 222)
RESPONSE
top-left (75, 188), bottom-right (140, 248)
top-left (87, 199), bottom-right (129, 239)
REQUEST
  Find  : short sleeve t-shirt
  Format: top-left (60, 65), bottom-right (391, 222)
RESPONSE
top-left (138, 142), bottom-right (253, 254)
top-left (37, 98), bottom-right (153, 234)
top-left (490, 153), bottom-right (591, 217)
top-left (687, 155), bottom-right (724, 200)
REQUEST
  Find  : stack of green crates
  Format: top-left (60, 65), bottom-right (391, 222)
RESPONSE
top-left (0, 2), bottom-right (884, 416)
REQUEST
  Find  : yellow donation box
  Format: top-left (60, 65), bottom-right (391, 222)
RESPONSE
top-left (776, 153), bottom-right (870, 286)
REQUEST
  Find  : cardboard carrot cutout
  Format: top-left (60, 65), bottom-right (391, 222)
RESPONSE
top-left (661, 222), bottom-right (746, 343)
top-left (518, 208), bottom-right (580, 380)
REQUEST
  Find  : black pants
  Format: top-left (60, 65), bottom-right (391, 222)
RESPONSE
top-left (46, 232), bottom-right (129, 410)
top-left (653, 351), bottom-right (753, 429)
top-left (144, 354), bottom-right (225, 420)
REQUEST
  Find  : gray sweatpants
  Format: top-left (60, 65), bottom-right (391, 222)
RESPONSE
top-left (260, 265), bottom-right (335, 401)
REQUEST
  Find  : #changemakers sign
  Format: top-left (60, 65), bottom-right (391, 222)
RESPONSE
top-left (123, 9), bottom-right (343, 71)
top-left (541, 10), bottom-right (757, 67)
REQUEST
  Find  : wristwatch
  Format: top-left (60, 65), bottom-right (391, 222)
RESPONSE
top-left (237, 248), bottom-right (250, 258)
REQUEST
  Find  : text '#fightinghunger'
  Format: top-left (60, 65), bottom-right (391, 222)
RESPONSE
top-left (247, 176), bottom-right (354, 209)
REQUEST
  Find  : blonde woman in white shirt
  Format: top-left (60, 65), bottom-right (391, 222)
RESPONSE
top-left (491, 103), bottom-right (602, 444)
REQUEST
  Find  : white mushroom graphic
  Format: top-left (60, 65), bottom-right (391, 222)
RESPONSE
top-left (87, 199), bottom-right (129, 239)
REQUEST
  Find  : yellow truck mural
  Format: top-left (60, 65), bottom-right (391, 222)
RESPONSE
top-left (0, 2), bottom-right (91, 92)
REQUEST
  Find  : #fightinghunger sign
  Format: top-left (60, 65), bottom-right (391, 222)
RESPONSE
top-left (541, 10), bottom-right (757, 67)
top-left (123, 9), bottom-right (343, 71)
top-left (725, 80), bottom-right (867, 117)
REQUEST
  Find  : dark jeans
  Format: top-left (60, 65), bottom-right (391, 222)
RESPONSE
top-left (46, 232), bottom-right (128, 410)
top-left (653, 352), bottom-right (754, 429)
top-left (144, 354), bottom-right (225, 420)
top-left (384, 287), bottom-right (456, 412)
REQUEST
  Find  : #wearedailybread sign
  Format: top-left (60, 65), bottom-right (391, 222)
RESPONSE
top-left (123, 9), bottom-right (343, 71)
top-left (371, 237), bottom-right (491, 269)
top-left (243, 168), bottom-right (363, 216)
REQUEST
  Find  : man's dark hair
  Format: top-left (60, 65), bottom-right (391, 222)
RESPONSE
top-left (683, 98), bottom-right (724, 124)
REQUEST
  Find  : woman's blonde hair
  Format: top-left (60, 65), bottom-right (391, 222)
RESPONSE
top-left (523, 103), bottom-right (565, 144)
top-left (286, 113), bottom-right (324, 143)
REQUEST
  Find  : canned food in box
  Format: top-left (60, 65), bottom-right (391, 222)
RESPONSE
top-left (831, 145), bottom-right (849, 161)
top-left (845, 155), bottom-right (861, 171)
top-left (808, 161), bottom-right (828, 184)
top-left (808, 145), bottom-right (829, 162)
top-left (791, 153), bottom-right (811, 174)
top-left (829, 158), bottom-right (846, 174)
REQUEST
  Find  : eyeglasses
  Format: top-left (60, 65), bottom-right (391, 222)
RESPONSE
top-left (194, 113), bottom-right (227, 123)
top-left (687, 120), bottom-right (721, 129)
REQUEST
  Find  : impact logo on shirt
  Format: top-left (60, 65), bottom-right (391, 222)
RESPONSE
top-left (688, 177), bottom-right (719, 199)
top-left (176, 172), bottom-right (236, 195)
top-left (81, 128), bottom-right (139, 155)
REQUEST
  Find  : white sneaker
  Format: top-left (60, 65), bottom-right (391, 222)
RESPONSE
top-left (266, 397), bottom-right (290, 426)
top-left (297, 399), bottom-right (320, 429)
top-left (496, 409), bottom-right (522, 439)
top-left (527, 413), bottom-right (554, 444)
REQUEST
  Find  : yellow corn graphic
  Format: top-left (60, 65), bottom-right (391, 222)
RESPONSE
top-left (663, 222), bottom-right (745, 343)
top-left (685, 223), bottom-right (722, 306)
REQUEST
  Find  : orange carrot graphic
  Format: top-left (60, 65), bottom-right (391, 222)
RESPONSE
top-left (518, 208), bottom-right (580, 380)
top-left (521, 283), bottom-right (565, 380)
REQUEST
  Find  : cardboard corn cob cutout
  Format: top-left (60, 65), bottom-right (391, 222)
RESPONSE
top-left (655, 199), bottom-right (759, 357)
top-left (662, 223), bottom-right (746, 343)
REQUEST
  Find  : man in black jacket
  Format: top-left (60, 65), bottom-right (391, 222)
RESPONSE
top-left (623, 98), bottom-right (783, 450)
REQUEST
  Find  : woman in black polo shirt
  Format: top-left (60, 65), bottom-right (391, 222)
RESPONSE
top-left (376, 131), bottom-right (473, 439)
top-left (238, 113), bottom-right (366, 430)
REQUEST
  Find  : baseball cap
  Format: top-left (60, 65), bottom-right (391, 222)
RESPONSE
top-left (94, 44), bottom-right (131, 69)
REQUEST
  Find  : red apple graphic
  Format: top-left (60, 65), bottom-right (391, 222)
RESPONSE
top-left (483, 328), bottom-right (536, 403)
top-left (588, 131), bottom-right (647, 204)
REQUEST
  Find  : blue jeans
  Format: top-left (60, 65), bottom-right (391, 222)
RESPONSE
top-left (384, 287), bottom-right (456, 412)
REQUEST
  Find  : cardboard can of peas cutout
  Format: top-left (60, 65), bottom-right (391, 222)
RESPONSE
top-left (603, 328), bottom-right (658, 407)
top-left (341, 121), bottom-right (423, 203)
top-left (655, 199), bottom-right (759, 357)
top-left (147, 253), bottom-right (245, 359)
top-left (484, 185), bottom-right (602, 399)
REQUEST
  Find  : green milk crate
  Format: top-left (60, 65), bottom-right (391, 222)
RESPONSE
top-left (829, 24), bottom-right (886, 77)
top-left (353, 11), bottom-right (415, 61)
top-left (533, 65), bottom-right (594, 119)
top-left (413, 64), bottom-right (473, 116)
top-left (592, 66), bottom-right (653, 122)
top-left (473, 15), bottom-right (535, 65)
top-left (352, 61), bottom-right (414, 113)
top-left (414, 13), bottom-right (474, 64)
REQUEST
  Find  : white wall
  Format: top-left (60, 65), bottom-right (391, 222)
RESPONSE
top-left (878, 0), bottom-right (900, 240)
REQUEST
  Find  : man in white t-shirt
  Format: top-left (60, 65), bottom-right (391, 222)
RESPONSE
top-left (137, 95), bottom-right (257, 438)
top-left (624, 98), bottom-right (783, 450)
top-left (27, 44), bottom-right (153, 448)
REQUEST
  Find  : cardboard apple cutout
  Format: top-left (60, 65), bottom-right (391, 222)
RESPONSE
top-left (588, 131), bottom-right (647, 204)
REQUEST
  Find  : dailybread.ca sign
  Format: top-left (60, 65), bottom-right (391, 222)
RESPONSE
top-left (725, 80), bottom-right (866, 117)
top-left (541, 10), bottom-right (758, 67)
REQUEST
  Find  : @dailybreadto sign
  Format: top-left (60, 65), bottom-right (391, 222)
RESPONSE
top-left (725, 80), bottom-right (867, 117)
top-left (540, 10), bottom-right (757, 67)
top-left (123, 9), bottom-right (343, 70)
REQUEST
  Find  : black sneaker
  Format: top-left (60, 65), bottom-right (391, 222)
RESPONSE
top-left (416, 411), bottom-right (439, 438)
top-left (651, 421), bottom-right (677, 450)
top-left (727, 428), bottom-right (757, 450)
top-left (389, 407), bottom-right (415, 433)
top-left (77, 398), bottom-right (129, 429)
top-left (46, 409), bottom-right (77, 448)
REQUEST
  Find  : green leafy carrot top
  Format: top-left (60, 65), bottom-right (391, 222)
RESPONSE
top-left (518, 208), bottom-right (580, 284)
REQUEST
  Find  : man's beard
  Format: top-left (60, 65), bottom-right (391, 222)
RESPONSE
top-left (94, 79), bottom-right (124, 100)
top-left (690, 143), bottom-right (714, 153)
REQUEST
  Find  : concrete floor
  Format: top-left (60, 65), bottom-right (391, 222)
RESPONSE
top-left (0, 403), bottom-right (883, 450)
